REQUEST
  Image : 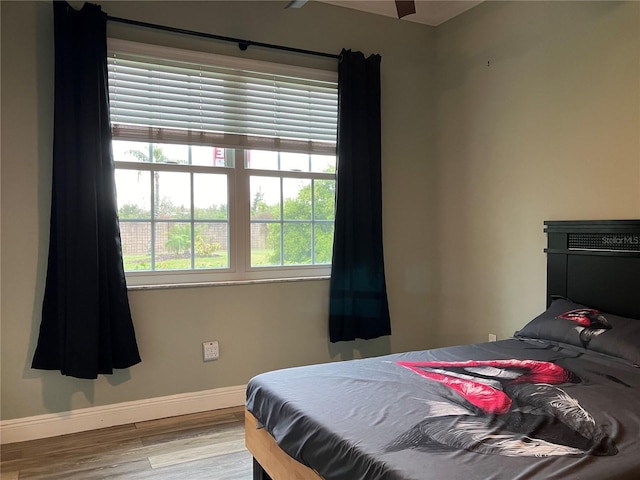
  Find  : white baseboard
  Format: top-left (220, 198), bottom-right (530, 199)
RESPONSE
top-left (0, 384), bottom-right (246, 445)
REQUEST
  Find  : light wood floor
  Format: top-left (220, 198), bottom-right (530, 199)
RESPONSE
top-left (0, 406), bottom-right (253, 479)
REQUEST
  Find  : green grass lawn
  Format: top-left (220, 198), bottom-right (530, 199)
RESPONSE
top-left (123, 253), bottom-right (229, 271)
top-left (123, 249), bottom-right (279, 271)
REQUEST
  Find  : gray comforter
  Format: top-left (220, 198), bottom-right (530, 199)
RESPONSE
top-left (246, 338), bottom-right (640, 480)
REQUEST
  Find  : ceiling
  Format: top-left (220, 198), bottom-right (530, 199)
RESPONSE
top-left (318, 1), bottom-right (484, 27)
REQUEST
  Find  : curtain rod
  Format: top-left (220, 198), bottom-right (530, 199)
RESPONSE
top-left (107, 16), bottom-right (341, 60)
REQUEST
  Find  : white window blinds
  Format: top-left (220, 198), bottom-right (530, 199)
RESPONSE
top-left (107, 39), bottom-right (338, 155)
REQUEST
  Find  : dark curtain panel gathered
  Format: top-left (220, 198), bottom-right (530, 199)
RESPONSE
top-left (32, 1), bottom-right (141, 379)
top-left (329, 49), bottom-right (391, 342)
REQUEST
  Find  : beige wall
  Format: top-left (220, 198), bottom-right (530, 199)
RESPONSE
top-left (433, 1), bottom-right (640, 346)
top-left (1, 1), bottom-right (435, 420)
top-left (1, 1), bottom-right (638, 422)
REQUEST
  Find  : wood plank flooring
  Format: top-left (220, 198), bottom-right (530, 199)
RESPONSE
top-left (0, 406), bottom-right (253, 479)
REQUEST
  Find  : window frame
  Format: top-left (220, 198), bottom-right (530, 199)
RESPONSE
top-left (114, 145), bottom-right (335, 288)
top-left (242, 159), bottom-right (336, 271)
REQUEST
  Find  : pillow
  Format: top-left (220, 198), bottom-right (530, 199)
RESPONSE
top-left (515, 298), bottom-right (640, 365)
top-left (515, 298), bottom-right (589, 347)
top-left (587, 311), bottom-right (640, 366)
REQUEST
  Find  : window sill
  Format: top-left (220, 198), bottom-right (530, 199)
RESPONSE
top-left (126, 275), bottom-right (330, 291)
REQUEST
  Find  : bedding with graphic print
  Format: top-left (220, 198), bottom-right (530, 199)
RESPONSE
top-left (515, 298), bottom-right (640, 365)
top-left (246, 338), bottom-right (640, 480)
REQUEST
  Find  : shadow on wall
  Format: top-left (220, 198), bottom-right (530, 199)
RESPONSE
top-left (327, 335), bottom-right (392, 361)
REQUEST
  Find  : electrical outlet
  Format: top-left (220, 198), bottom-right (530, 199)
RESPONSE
top-left (203, 340), bottom-right (219, 361)
top-left (488, 333), bottom-right (497, 342)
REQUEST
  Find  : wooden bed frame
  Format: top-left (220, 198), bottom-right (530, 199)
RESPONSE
top-left (245, 219), bottom-right (640, 480)
top-left (245, 409), bottom-right (322, 480)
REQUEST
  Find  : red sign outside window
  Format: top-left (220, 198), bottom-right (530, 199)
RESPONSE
top-left (213, 147), bottom-right (225, 166)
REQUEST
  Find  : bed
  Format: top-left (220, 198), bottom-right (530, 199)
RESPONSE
top-left (245, 220), bottom-right (640, 480)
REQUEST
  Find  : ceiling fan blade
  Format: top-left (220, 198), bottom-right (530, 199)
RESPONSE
top-left (286, 0), bottom-right (308, 8)
top-left (395, 0), bottom-right (416, 18)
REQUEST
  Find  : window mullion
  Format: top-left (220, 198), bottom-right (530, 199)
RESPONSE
top-left (280, 177), bottom-right (284, 266)
top-left (190, 171), bottom-right (195, 270)
top-left (150, 164), bottom-right (157, 271)
top-left (234, 149), bottom-right (248, 273)
top-left (311, 179), bottom-right (315, 265)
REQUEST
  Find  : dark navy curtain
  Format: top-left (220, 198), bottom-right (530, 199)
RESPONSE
top-left (32, 1), bottom-right (141, 379)
top-left (329, 49), bottom-right (391, 342)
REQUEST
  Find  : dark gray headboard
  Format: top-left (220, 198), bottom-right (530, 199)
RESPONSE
top-left (545, 220), bottom-right (640, 319)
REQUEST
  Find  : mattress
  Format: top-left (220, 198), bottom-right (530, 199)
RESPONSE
top-left (246, 338), bottom-right (640, 480)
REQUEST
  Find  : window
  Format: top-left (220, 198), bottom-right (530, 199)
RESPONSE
top-left (108, 40), bottom-right (338, 286)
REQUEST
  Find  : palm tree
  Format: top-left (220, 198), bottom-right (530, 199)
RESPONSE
top-left (126, 145), bottom-right (170, 164)
top-left (125, 145), bottom-right (169, 213)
